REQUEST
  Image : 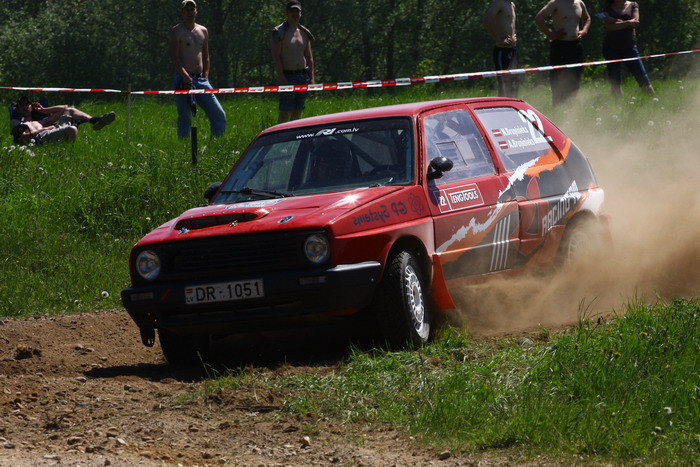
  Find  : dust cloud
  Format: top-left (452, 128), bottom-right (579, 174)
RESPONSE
top-left (450, 85), bottom-right (700, 336)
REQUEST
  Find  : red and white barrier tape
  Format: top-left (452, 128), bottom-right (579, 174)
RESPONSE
top-left (1, 49), bottom-right (698, 96)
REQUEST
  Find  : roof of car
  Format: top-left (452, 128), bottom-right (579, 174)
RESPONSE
top-left (262, 97), bottom-right (521, 134)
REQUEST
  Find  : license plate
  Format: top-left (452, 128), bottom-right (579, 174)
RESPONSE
top-left (185, 279), bottom-right (264, 305)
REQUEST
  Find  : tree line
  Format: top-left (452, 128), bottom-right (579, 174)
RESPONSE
top-left (0, 0), bottom-right (697, 93)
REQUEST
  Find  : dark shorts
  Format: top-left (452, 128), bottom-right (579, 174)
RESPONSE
top-left (603, 46), bottom-right (651, 87)
top-left (279, 69), bottom-right (310, 111)
top-left (492, 46), bottom-right (520, 98)
top-left (550, 39), bottom-right (583, 66)
top-left (549, 40), bottom-right (584, 106)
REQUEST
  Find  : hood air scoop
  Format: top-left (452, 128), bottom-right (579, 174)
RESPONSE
top-left (174, 212), bottom-right (258, 231)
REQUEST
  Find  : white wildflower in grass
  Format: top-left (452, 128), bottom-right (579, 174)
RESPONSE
top-left (107, 162), bottom-right (113, 167)
top-left (628, 101), bottom-right (635, 105)
top-left (647, 120), bottom-right (654, 127)
top-left (653, 98), bottom-right (659, 102)
top-left (145, 217), bottom-right (151, 222)
top-left (664, 407), bottom-right (673, 415)
top-left (73, 299), bottom-right (79, 305)
top-left (612, 114), bottom-right (619, 121)
top-left (679, 86), bottom-right (684, 90)
top-left (10, 145), bottom-right (16, 151)
top-left (101, 291), bottom-right (110, 299)
top-left (595, 117), bottom-right (602, 126)
top-left (666, 120), bottom-right (672, 126)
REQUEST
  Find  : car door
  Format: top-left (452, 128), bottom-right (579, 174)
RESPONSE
top-left (471, 102), bottom-right (577, 265)
top-left (422, 105), bottom-right (519, 280)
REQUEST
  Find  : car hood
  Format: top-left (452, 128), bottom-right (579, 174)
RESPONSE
top-left (136, 186), bottom-right (404, 245)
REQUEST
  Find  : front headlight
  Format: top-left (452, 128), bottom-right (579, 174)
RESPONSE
top-left (135, 250), bottom-right (161, 280)
top-left (304, 234), bottom-right (330, 265)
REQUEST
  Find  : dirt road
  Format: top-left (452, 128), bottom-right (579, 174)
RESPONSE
top-left (0, 310), bottom-right (504, 467)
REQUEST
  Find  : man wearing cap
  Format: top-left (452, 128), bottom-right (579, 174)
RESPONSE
top-left (271, 0), bottom-right (315, 123)
top-left (9, 96), bottom-right (116, 144)
top-left (170, 0), bottom-right (227, 138)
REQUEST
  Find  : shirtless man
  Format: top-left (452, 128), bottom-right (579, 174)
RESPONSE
top-left (10, 96), bottom-right (115, 145)
top-left (270, 0), bottom-right (315, 123)
top-left (484, 0), bottom-right (520, 98)
top-left (169, 0), bottom-right (226, 138)
top-left (535, 0), bottom-right (591, 106)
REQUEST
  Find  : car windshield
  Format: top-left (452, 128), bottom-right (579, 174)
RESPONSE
top-left (213, 117), bottom-right (414, 204)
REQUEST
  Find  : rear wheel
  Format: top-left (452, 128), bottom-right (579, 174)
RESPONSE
top-left (373, 250), bottom-right (431, 349)
top-left (158, 329), bottom-right (209, 366)
top-left (559, 216), bottom-right (604, 264)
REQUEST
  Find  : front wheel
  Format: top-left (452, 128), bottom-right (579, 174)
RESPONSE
top-left (372, 250), bottom-right (431, 349)
top-left (158, 329), bottom-right (209, 366)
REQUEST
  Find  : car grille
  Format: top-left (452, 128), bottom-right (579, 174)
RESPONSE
top-left (135, 230), bottom-right (323, 284)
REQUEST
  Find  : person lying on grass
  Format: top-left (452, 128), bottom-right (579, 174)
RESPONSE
top-left (10, 95), bottom-right (116, 144)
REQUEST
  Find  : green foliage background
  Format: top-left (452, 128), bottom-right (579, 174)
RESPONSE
top-left (0, 0), bottom-right (697, 91)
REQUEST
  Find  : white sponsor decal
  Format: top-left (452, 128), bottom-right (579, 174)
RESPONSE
top-left (296, 127), bottom-right (360, 140)
top-left (437, 184), bottom-right (485, 213)
top-left (225, 199), bottom-right (284, 209)
top-left (542, 180), bottom-right (581, 234)
top-left (490, 216), bottom-right (511, 271)
top-left (449, 188), bottom-right (479, 204)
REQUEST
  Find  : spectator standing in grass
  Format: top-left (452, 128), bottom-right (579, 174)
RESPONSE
top-left (270, 0), bottom-right (315, 123)
top-left (597, 0), bottom-right (654, 96)
top-left (10, 96), bottom-right (115, 144)
top-left (535, 0), bottom-right (591, 106)
top-left (170, 0), bottom-right (226, 138)
top-left (484, 0), bottom-right (520, 98)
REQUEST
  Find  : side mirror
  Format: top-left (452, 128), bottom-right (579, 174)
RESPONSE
top-left (427, 156), bottom-right (453, 180)
top-left (203, 181), bottom-right (222, 203)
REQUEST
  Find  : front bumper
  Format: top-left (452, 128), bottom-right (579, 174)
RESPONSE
top-left (121, 261), bottom-right (381, 334)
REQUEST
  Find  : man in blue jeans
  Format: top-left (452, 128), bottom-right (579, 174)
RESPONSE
top-left (169, 0), bottom-right (226, 138)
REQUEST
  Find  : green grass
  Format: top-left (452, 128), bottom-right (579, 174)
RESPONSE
top-left (201, 298), bottom-right (699, 463)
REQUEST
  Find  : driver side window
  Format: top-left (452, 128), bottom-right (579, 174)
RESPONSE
top-left (424, 109), bottom-right (495, 185)
top-left (244, 141), bottom-right (299, 192)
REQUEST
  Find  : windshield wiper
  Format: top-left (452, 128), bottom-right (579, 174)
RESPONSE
top-left (220, 187), bottom-right (294, 199)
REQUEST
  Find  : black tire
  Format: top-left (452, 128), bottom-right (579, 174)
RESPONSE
top-left (158, 329), bottom-right (209, 366)
top-left (559, 216), bottom-right (603, 265)
top-left (372, 250), bottom-right (431, 349)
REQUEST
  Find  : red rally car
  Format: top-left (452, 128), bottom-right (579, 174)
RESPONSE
top-left (121, 98), bottom-right (608, 364)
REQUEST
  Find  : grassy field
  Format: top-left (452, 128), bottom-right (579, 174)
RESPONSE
top-left (1, 76), bottom-right (698, 463)
top-left (198, 298), bottom-right (698, 463)
top-left (0, 78), bottom-right (696, 317)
